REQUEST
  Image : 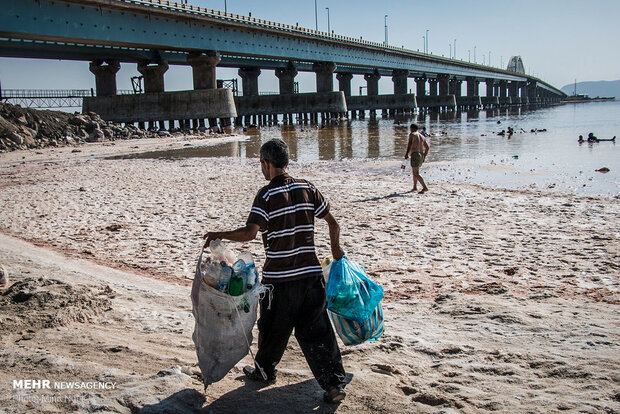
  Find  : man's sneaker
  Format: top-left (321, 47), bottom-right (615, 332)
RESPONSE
top-left (323, 386), bottom-right (346, 404)
top-left (243, 365), bottom-right (276, 385)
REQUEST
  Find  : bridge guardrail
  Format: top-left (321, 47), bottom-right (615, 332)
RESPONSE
top-left (117, 0), bottom-right (413, 53)
top-left (114, 0), bottom-right (538, 78)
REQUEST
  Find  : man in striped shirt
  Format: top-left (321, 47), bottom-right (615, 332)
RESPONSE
top-left (204, 139), bottom-right (347, 404)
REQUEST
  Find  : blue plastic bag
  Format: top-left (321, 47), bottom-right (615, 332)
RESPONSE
top-left (328, 304), bottom-right (384, 346)
top-left (326, 256), bottom-right (384, 323)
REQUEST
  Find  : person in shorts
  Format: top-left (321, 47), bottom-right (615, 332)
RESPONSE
top-left (404, 124), bottom-right (430, 193)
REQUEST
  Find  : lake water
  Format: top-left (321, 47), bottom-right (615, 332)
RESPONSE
top-left (119, 100), bottom-right (620, 195)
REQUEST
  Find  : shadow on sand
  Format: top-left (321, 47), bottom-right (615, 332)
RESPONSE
top-left (140, 377), bottom-right (341, 414)
top-left (352, 191), bottom-right (413, 203)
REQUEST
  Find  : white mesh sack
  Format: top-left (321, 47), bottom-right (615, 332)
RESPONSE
top-left (191, 250), bottom-right (265, 387)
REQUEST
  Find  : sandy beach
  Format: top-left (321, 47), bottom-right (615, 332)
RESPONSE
top-left (1, 135), bottom-right (619, 413)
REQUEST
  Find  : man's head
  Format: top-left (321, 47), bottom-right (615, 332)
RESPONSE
top-left (410, 124), bottom-right (419, 132)
top-left (260, 139), bottom-right (289, 179)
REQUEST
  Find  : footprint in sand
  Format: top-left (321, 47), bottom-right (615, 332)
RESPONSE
top-left (371, 363), bottom-right (403, 376)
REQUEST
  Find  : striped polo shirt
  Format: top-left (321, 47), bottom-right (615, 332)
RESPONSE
top-left (247, 173), bottom-right (329, 283)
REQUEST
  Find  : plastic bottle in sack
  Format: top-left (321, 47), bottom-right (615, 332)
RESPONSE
top-left (218, 263), bottom-right (232, 292)
top-left (202, 263), bottom-right (220, 288)
top-left (238, 252), bottom-right (258, 290)
top-left (208, 240), bottom-right (224, 261)
top-left (321, 255), bottom-right (333, 283)
top-left (200, 256), bottom-right (208, 272)
top-left (228, 259), bottom-right (246, 296)
top-left (209, 239), bottom-right (236, 265)
top-left (228, 275), bottom-right (244, 296)
top-left (400, 162), bottom-right (406, 174)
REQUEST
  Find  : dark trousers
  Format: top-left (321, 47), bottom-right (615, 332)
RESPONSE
top-left (255, 276), bottom-right (346, 390)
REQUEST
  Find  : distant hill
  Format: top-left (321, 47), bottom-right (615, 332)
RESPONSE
top-left (561, 80), bottom-right (620, 98)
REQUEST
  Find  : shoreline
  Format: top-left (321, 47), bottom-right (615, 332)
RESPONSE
top-left (1, 136), bottom-right (619, 413)
top-left (2, 133), bottom-right (616, 197)
top-left (0, 133), bottom-right (246, 165)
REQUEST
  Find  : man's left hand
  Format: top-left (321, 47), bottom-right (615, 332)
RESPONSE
top-left (332, 246), bottom-right (345, 260)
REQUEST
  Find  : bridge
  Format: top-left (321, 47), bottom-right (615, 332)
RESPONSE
top-left (0, 0), bottom-right (567, 128)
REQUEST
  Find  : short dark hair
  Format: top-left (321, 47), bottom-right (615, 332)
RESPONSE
top-left (260, 139), bottom-right (289, 168)
top-left (410, 124), bottom-right (418, 131)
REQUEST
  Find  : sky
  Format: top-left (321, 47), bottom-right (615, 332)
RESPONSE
top-left (1, 0), bottom-right (619, 95)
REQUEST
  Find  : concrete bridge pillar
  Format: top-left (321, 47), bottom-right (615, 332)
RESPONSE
top-left (449, 78), bottom-right (457, 95)
top-left (188, 51), bottom-right (221, 90)
top-left (364, 70), bottom-right (381, 96)
top-left (275, 64), bottom-right (298, 95)
top-left (239, 67), bottom-right (261, 97)
top-left (486, 79), bottom-right (496, 97)
top-left (499, 81), bottom-right (508, 98)
top-left (454, 80), bottom-right (463, 97)
top-left (336, 72), bottom-right (353, 97)
top-left (438, 74), bottom-right (450, 96)
top-left (428, 79), bottom-right (438, 96)
top-left (466, 77), bottom-right (479, 97)
top-left (137, 60), bottom-right (169, 93)
top-left (527, 82), bottom-right (538, 99)
top-left (392, 69), bottom-right (409, 95)
top-left (520, 82), bottom-right (529, 98)
top-left (508, 82), bottom-right (519, 98)
top-left (415, 77), bottom-right (427, 97)
top-left (188, 51), bottom-right (221, 129)
top-left (89, 60), bottom-right (120, 97)
top-left (313, 62), bottom-right (336, 93)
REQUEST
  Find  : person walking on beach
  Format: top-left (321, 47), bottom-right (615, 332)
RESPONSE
top-left (203, 139), bottom-right (348, 404)
top-left (405, 124), bottom-right (430, 194)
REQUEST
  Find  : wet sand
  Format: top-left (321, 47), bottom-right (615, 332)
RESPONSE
top-left (1, 136), bottom-right (619, 413)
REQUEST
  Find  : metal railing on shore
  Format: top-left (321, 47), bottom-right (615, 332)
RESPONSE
top-left (1, 89), bottom-right (94, 98)
top-left (0, 89), bottom-right (142, 108)
top-left (0, 89), bottom-right (94, 108)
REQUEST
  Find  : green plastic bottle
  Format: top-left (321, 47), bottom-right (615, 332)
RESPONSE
top-left (228, 273), bottom-right (244, 296)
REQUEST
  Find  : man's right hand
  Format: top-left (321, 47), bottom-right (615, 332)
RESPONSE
top-left (203, 232), bottom-right (222, 248)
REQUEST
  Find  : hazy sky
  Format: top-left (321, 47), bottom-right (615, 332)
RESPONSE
top-left (1, 0), bottom-right (618, 94)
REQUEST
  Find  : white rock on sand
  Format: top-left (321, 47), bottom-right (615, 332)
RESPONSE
top-left (0, 136), bottom-right (618, 413)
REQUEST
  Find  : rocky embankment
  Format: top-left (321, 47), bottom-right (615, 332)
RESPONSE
top-left (0, 102), bottom-right (168, 152)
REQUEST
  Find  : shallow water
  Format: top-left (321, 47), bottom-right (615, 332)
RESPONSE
top-left (118, 101), bottom-right (620, 195)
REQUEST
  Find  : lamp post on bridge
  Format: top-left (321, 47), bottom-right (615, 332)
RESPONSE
top-left (384, 15), bottom-right (388, 45)
top-left (454, 39), bottom-right (456, 59)
top-left (489, 51), bottom-right (491, 67)
top-left (326, 7), bottom-right (330, 34)
top-left (474, 46), bottom-right (476, 63)
top-left (422, 36), bottom-right (425, 53)
top-left (314, 0), bottom-right (318, 31)
top-left (449, 44), bottom-right (452, 59)
top-left (468, 50), bottom-right (470, 63)
top-left (224, 0), bottom-right (227, 13)
top-left (426, 29), bottom-right (429, 54)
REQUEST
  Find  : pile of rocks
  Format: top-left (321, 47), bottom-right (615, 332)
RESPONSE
top-left (0, 102), bottom-right (168, 152)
